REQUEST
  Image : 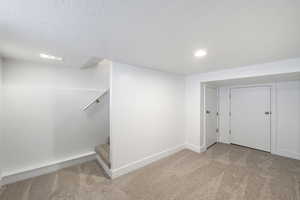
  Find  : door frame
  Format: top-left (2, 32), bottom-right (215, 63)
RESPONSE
top-left (229, 84), bottom-right (275, 152)
top-left (203, 85), bottom-right (220, 149)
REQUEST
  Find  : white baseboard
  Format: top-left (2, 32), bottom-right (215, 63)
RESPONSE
top-left (200, 145), bottom-right (207, 152)
top-left (218, 138), bottom-right (231, 144)
top-left (96, 155), bottom-right (112, 178)
top-left (1, 143), bottom-right (235, 186)
top-left (274, 149), bottom-right (300, 160)
top-left (185, 143), bottom-right (201, 153)
top-left (111, 144), bottom-right (185, 179)
top-left (1, 152), bottom-right (96, 185)
top-left (2, 145), bottom-right (298, 186)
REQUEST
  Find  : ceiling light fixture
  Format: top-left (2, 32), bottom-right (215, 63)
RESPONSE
top-left (194, 49), bottom-right (207, 58)
top-left (40, 53), bottom-right (63, 61)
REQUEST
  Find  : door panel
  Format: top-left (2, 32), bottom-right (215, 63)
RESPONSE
top-left (205, 87), bottom-right (218, 148)
top-left (230, 87), bottom-right (271, 152)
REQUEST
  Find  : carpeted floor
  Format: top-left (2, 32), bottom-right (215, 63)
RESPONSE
top-left (1, 143), bottom-right (300, 200)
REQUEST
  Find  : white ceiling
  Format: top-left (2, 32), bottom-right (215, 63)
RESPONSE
top-left (205, 72), bottom-right (300, 87)
top-left (1, 0), bottom-right (300, 74)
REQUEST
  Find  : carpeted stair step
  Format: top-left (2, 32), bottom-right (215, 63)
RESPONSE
top-left (95, 144), bottom-right (110, 168)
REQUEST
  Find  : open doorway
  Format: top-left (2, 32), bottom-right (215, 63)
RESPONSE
top-left (201, 72), bottom-right (300, 159)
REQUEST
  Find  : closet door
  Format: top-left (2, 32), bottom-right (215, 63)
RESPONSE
top-left (230, 86), bottom-right (271, 152)
top-left (205, 87), bottom-right (218, 148)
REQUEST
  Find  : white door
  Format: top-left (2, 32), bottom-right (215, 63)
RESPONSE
top-left (205, 87), bottom-right (218, 148)
top-left (230, 87), bottom-right (271, 152)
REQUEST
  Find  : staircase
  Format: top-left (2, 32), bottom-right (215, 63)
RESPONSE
top-left (95, 143), bottom-right (110, 168)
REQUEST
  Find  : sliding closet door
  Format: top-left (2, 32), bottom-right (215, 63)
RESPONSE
top-left (230, 86), bottom-right (271, 152)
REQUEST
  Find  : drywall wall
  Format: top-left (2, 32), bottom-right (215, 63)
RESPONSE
top-left (1, 59), bottom-right (110, 176)
top-left (218, 81), bottom-right (300, 159)
top-left (276, 81), bottom-right (300, 159)
top-left (110, 62), bottom-right (185, 172)
top-left (185, 58), bottom-right (300, 150)
top-left (0, 57), bottom-right (3, 183)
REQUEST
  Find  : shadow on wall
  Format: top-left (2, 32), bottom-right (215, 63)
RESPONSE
top-left (2, 87), bottom-right (110, 174)
top-left (1, 58), bottom-right (111, 175)
top-left (52, 89), bottom-right (110, 161)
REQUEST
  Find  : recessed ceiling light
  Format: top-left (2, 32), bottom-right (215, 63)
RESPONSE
top-left (40, 53), bottom-right (63, 61)
top-left (194, 49), bottom-right (207, 58)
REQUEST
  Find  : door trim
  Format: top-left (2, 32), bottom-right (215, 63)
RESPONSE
top-left (229, 85), bottom-right (272, 152)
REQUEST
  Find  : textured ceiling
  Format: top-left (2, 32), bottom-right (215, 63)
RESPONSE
top-left (1, 0), bottom-right (300, 74)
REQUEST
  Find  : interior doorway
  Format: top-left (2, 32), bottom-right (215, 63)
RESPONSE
top-left (200, 72), bottom-right (300, 160)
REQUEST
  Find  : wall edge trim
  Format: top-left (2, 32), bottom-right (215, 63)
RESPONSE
top-left (1, 152), bottom-right (96, 185)
top-left (111, 144), bottom-right (186, 179)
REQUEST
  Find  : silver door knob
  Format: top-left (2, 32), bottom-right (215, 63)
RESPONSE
top-left (265, 111), bottom-right (271, 115)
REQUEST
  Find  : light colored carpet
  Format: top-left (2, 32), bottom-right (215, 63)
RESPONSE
top-left (1, 143), bottom-right (300, 200)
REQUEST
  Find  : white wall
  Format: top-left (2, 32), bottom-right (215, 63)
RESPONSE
top-left (110, 62), bottom-right (185, 171)
top-left (0, 57), bottom-right (3, 183)
top-left (1, 56), bottom-right (299, 181)
top-left (185, 58), bottom-right (300, 150)
top-left (1, 59), bottom-right (110, 176)
top-left (276, 81), bottom-right (300, 159)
